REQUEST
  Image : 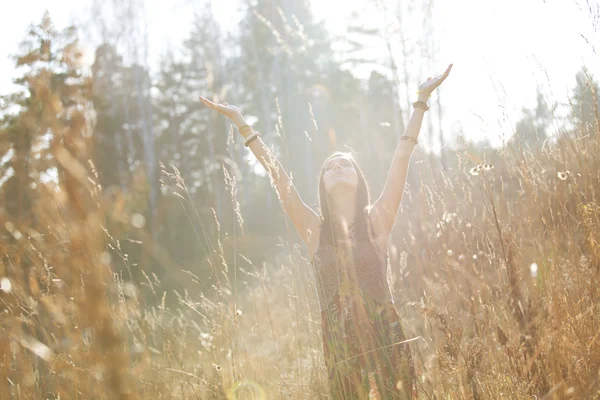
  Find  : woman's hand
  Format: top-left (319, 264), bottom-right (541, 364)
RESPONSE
top-left (200, 96), bottom-right (245, 127)
top-left (417, 63), bottom-right (453, 99)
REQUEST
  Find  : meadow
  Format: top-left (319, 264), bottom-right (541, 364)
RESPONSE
top-left (1, 5), bottom-right (599, 400)
top-left (1, 108), bottom-right (599, 399)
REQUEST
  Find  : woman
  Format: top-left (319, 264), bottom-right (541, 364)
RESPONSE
top-left (201, 63), bottom-right (453, 399)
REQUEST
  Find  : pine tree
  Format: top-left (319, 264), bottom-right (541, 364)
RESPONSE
top-left (154, 5), bottom-right (227, 198)
top-left (0, 13), bottom-right (132, 398)
top-left (571, 67), bottom-right (599, 136)
top-left (86, 0), bottom-right (158, 234)
top-left (236, 0), bottom-right (332, 188)
top-left (513, 90), bottom-right (554, 149)
top-left (0, 12), bottom-right (92, 226)
top-left (91, 43), bottom-right (132, 191)
top-left (152, 3), bottom-right (233, 270)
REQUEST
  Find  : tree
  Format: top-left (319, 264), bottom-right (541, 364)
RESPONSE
top-left (236, 0), bottom-right (333, 199)
top-left (91, 43), bottom-right (133, 191)
top-left (0, 14), bottom-right (133, 398)
top-left (152, 4), bottom-right (231, 266)
top-left (571, 67), bottom-right (599, 136)
top-left (91, 43), bottom-right (155, 246)
top-left (0, 12), bottom-right (91, 226)
top-left (85, 0), bottom-right (158, 233)
top-left (154, 5), bottom-right (227, 197)
top-left (513, 90), bottom-right (554, 150)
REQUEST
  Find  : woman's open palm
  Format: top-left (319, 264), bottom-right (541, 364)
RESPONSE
top-left (200, 96), bottom-right (241, 121)
top-left (418, 64), bottom-right (453, 96)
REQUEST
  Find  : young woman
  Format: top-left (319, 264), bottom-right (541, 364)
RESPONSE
top-left (201, 63), bottom-right (453, 399)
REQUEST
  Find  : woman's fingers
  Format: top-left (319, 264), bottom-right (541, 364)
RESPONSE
top-left (430, 65), bottom-right (452, 83)
top-left (440, 67), bottom-right (451, 82)
top-left (200, 96), bottom-right (215, 107)
top-left (200, 96), bottom-right (225, 112)
top-left (200, 96), bottom-right (237, 118)
top-left (200, 96), bottom-right (232, 111)
top-left (433, 64), bottom-right (452, 83)
top-left (443, 64), bottom-right (453, 77)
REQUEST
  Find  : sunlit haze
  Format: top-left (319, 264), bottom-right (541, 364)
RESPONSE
top-left (1, 0), bottom-right (598, 149)
top-left (2, 1), bottom-right (600, 397)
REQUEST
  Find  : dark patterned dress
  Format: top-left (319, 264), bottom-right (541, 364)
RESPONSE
top-left (312, 234), bottom-right (415, 399)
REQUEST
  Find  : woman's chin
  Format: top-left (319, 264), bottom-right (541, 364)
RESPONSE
top-left (327, 181), bottom-right (357, 194)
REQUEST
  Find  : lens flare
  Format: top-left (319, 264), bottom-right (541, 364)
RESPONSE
top-left (228, 380), bottom-right (265, 400)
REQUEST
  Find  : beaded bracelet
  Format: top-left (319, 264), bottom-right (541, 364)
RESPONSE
top-left (412, 101), bottom-right (429, 111)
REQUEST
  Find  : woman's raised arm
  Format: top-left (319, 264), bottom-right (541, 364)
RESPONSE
top-left (369, 64), bottom-right (453, 238)
top-left (200, 97), bottom-right (322, 248)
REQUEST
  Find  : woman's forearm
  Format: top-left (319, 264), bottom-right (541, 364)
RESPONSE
top-left (198, 97), bottom-right (318, 232)
top-left (371, 95), bottom-right (429, 231)
top-left (232, 116), bottom-right (292, 199)
top-left (395, 94), bottom-right (429, 159)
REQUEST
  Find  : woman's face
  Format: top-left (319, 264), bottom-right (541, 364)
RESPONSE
top-left (322, 155), bottom-right (359, 195)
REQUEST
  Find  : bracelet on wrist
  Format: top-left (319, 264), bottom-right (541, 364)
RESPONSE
top-left (244, 131), bottom-right (260, 147)
top-left (239, 125), bottom-right (253, 138)
top-left (412, 101), bottom-right (429, 111)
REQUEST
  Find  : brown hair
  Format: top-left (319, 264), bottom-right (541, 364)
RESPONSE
top-left (317, 151), bottom-right (372, 248)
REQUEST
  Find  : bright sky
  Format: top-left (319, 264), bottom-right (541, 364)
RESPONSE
top-left (1, 0), bottom-right (598, 149)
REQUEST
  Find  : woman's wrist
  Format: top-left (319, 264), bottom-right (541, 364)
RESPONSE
top-left (232, 114), bottom-right (247, 129)
top-left (233, 116), bottom-right (255, 138)
top-left (417, 93), bottom-right (430, 103)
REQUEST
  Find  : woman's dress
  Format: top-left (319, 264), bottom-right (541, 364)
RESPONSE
top-left (312, 237), bottom-right (415, 399)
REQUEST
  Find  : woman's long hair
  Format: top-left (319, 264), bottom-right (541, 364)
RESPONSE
top-left (317, 151), bottom-right (372, 248)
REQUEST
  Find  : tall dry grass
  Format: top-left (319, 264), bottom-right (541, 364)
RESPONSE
top-left (1, 94), bottom-right (600, 400)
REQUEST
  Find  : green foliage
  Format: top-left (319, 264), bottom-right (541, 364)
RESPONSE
top-left (0, 11), bottom-right (90, 224)
top-left (571, 67), bottom-right (599, 136)
top-left (513, 90), bottom-right (554, 150)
